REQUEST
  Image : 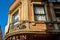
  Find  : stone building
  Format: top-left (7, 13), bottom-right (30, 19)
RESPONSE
top-left (4, 0), bottom-right (60, 40)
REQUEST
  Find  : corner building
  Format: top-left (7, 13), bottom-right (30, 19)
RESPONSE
top-left (4, 0), bottom-right (60, 40)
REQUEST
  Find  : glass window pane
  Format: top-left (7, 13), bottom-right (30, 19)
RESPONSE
top-left (34, 5), bottom-right (46, 21)
top-left (35, 15), bottom-right (46, 21)
top-left (14, 14), bottom-right (18, 21)
top-left (57, 0), bottom-right (60, 2)
top-left (34, 6), bottom-right (45, 14)
top-left (13, 12), bottom-right (18, 22)
top-left (56, 17), bottom-right (60, 22)
top-left (48, 0), bottom-right (57, 2)
top-left (57, 23), bottom-right (60, 29)
top-left (38, 16), bottom-right (46, 21)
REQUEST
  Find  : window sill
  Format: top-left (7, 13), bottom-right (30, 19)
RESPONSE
top-left (35, 21), bottom-right (46, 24)
top-left (30, 21), bottom-right (47, 24)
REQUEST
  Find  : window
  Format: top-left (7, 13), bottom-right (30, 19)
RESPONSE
top-left (57, 0), bottom-right (60, 2)
top-left (54, 9), bottom-right (60, 22)
top-left (48, 0), bottom-right (60, 2)
top-left (57, 23), bottom-right (60, 29)
top-left (12, 11), bottom-right (18, 23)
top-left (12, 36), bottom-right (15, 40)
top-left (11, 11), bottom-right (19, 29)
top-left (56, 17), bottom-right (60, 22)
top-left (33, 5), bottom-right (46, 22)
top-left (48, 0), bottom-right (57, 2)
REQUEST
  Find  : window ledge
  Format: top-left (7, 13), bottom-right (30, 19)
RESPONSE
top-left (35, 21), bottom-right (46, 24)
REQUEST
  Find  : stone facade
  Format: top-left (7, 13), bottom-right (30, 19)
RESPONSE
top-left (4, 0), bottom-right (60, 40)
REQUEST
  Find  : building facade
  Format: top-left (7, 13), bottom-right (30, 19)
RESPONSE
top-left (4, 0), bottom-right (60, 40)
top-left (0, 26), bottom-right (2, 40)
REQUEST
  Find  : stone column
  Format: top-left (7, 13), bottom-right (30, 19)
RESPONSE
top-left (22, 0), bottom-right (29, 30)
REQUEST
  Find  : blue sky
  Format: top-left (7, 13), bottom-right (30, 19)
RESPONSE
top-left (0, 0), bottom-right (14, 37)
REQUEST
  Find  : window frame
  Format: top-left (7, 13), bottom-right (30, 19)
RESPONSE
top-left (12, 11), bottom-right (19, 23)
top-left (31, 2), bottom-right (48, 22)
top-left (33, 4), bottom-right (47, 22)
top-left (10, 6), bottom-right (20, 30)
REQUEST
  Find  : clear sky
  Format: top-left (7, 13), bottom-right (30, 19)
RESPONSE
top-left (0, 0), bottom-right (14, 37)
